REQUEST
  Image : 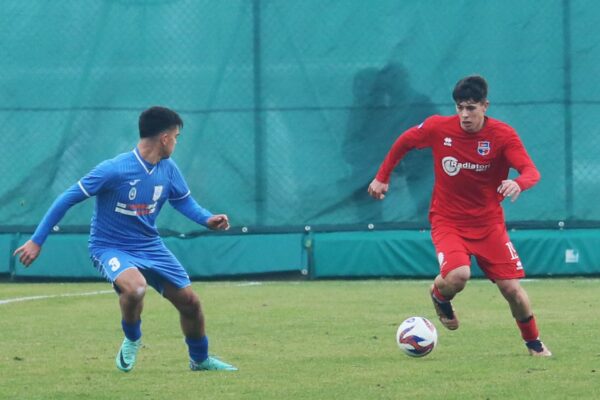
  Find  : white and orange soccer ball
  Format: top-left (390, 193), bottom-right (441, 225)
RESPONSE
top-left (396, 316), bottom-right (438, 357)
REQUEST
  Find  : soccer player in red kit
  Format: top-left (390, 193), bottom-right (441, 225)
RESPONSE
top-left (368, 75), bottom-right (551, 356)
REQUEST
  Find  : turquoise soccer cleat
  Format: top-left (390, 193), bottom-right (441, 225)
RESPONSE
top-left (115, 338), bottom-right (142, 372)
top-left (190, 356), bottom-right (238, 371)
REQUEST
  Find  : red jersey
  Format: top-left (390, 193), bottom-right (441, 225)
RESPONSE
top-left (375, 115), bottom-right (540, 227)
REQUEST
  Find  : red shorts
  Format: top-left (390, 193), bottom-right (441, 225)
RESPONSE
top-left (430, 222), bottom-right (525, 281)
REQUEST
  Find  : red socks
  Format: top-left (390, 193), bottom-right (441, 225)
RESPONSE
top-left (516, 315), bottom-right (539, 341)
top-left (432, 285), bottom-right (455, 302)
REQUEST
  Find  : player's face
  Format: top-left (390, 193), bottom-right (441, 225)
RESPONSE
top-left (455, 100), bottom-right (488, 133)
top-left (161, 127), bottom-right (180, 158)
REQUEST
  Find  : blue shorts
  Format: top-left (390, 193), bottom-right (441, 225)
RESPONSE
top-left (90, 246), bottom-right (191, 294)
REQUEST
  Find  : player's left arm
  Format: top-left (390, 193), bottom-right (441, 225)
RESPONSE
top-left (169, 195), bottom-right (230, 231)
top-left (497, 133), bottom-right (541, 202)
top-left (168, 159), bottom-right (229, 231)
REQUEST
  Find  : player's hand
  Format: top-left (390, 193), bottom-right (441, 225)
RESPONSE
top-left (13, 240), bottom-right (41, 267)
top-left (207, 214), bottom-right (230, 231)
top-left (368, 178), bottom-right (389, 200)
top-left (497, 179), bottom-right (521, 202)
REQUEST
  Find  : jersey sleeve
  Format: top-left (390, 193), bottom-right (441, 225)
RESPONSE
top-left (168, 160), bottom-right (191, 201)
top-left (503, 130), bottom-right (541, 191)
top-left (375, 116), bottom-right (434, 183)
top-left (31, 183), bottom-right (89, 245)
top-left (167, 160), bottom-right (211, 226)
top-left (78, 160), bottom-right (119, 197)
top-left (169, 195), bottom-right (213, 226)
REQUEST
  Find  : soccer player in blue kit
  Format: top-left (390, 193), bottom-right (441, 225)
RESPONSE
top-left (13, 106), bottom-right (237, 372)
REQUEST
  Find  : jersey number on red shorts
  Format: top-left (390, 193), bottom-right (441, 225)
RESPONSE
top-left (505, 241), bottom-right (519, 260)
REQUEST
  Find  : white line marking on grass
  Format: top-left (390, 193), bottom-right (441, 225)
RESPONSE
top-left (0, 290), bottom-right (114, 306)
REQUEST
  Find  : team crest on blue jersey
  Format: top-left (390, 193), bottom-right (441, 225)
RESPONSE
top-left (128, 187), bottom-right (137, 200)
top-left (153, 185), bottom-right (163, 201)
top-left (477, 141), bottom-right (490, 156)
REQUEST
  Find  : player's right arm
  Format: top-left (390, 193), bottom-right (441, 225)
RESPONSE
top-left (13, 184), bottom-right (88, 267)
top-left (12, 240), bottom-right (41, 268)
top-left (13, 159), bottom-right (115, 267)
top-left (367, 179), bottom-right (389, 200)
top-left (368, 118), bottom-right (433, 200)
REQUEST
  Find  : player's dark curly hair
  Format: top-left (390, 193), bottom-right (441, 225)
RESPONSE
top-left (139, 106), bottom-right (183, 138)
top-left (452, 75), bottom-right (488, 103)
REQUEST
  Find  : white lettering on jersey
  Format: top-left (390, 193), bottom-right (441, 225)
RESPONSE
top-left (115, 202), bottom-right (157, 216)
top-left (442, 156), bottom-right (490, 176)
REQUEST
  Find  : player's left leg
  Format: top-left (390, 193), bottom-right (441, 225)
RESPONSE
top-left (474, 224), bottom-right (551, 357)
top-left (495, 279), bottom-right (552, 357)
top-left (162, 283), bottom-right (237, 371)
top-left (162, 283), bottom-right (205, 338)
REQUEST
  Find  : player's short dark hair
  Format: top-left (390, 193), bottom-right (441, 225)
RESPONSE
top-left (452, 75), bottom-right (488, 103)
top-left (139, 106), bottom-right (183, 138)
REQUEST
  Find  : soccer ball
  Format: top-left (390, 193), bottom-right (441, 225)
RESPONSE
top-left (396, 316), bottom-right (438, 357)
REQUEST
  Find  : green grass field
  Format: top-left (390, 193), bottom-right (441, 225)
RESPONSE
top-left (1, 278), bottom-right (598, 399)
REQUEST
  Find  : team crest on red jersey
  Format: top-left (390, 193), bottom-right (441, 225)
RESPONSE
top-left (477, 141), bottom-right (490, 156)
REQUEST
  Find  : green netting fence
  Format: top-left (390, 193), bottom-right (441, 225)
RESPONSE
top-left (1, 0), bottom-right (598, 236)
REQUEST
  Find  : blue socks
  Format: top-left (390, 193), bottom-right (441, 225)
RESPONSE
top-left (121, 320), bottom-right (207, 362)
top-left (186, 336), bottom-right (209, 363)
top-left (121, 319), bottom-right (142, 342)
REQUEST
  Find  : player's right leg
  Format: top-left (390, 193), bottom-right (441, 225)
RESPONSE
top-left (114, 268), bottom-right (147, 371)
top-left (429, 225), bottom-right (471, 330)
top-left (430, 266), bottom-right (469, 330)
top-left (91, 249), bottom-right (147, 371)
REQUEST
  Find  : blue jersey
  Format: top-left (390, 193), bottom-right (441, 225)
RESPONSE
top-left (80, 148), bottom-right (190, 249)
top-left (31, 147), bottom-right (213, 250)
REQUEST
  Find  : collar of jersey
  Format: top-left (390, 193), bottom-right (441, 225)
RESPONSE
top-left (133, 147), bottom-right (157, 175)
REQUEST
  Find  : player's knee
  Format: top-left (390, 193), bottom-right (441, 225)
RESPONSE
top-left (115, 268), bottom-right (147, 300)
top-left (120, 281), bottom-right (147, 302)
top-left (498, 283), bottom-right (521, 302)
top-left (187, 293), bottom-right (201, 313)
top-left (180, 292), bottom-right (202, 317)
top-left (446, 267), bottom-right (470, 292)
top-left (134, 284), bottom-right (147, 299)
top-left (451, 278), bottom-right (468, 293)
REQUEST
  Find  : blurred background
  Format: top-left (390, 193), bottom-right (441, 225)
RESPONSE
top-left (1, 0), bottom-right (599, 280)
